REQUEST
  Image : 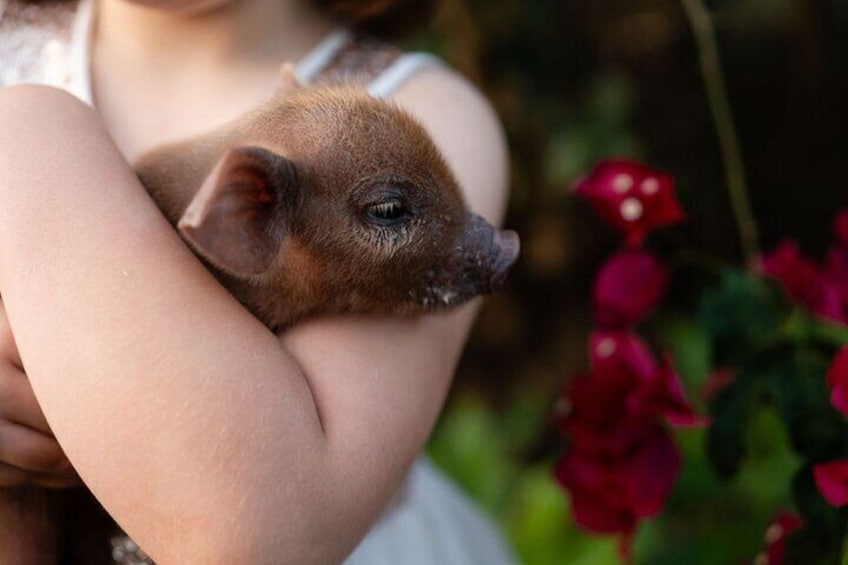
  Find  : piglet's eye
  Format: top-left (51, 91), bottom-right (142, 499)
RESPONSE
top-left (365, 198), bottom-right (412, 227)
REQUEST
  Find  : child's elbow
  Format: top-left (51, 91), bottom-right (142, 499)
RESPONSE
top-left (163, 494), bottom-right (360, 565)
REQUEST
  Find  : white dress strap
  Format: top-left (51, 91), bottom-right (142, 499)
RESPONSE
top-left (295, 28), bottom-right (353, 85)
top-left (69, 0), bottom-right (94, 104)
top-left (367, 52), bottom-right (442, 100)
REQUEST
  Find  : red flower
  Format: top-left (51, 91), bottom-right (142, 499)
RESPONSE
top-left (813, 460), bottom-right (848, 507)
top-left (593, 250), bottom-right (669, 328)
top-left (762, 210), bottom-right (848, 325)
top-left (554, 423), bottom-right (682, 529)
top-left (552, 333), bottom-right (687, 456)
top-left (827, 347), bottom-right (848, 417)
top-left (762, 241), bottom-right (821, 302)
top-left (589, 330), bottom-right (662, 384)
top-left (554, 422), bottom-right (682, 562)
top-left (834, 210), bottom-right (848, 249)
top-left (552, 331), bottom-right (705, 557)
top-left (702, 367), bottom-right (735, 404)
top-left (649, 356), bottom-right (712, 427)
top-left (554, 449), bottom-right (638, 535)
top-left (555, 369), bottom-right (647, 456)
top-left (588, 331), bottom-right (706, 428)
top-left (762, 240), bottom-right (848, 324)
top-left (755, 512), bottom-right (803, 565)
top-left (575, 159), bottom-right (685, 246)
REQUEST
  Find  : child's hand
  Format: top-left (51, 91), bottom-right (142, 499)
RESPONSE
top-left (0, 300), bottom-right (79, 488)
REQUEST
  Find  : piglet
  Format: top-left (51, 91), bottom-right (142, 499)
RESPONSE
top-left (134, 66), bottom-right (520, 330)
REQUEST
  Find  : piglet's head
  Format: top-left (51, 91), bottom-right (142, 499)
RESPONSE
top-left (178, 87), bottom-right (519, 326)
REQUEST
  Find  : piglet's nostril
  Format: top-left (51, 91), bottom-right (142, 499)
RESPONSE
top-left (493, 229), bottom-right (520, 263)
top-left (489, 229), bottom-right (520, 290)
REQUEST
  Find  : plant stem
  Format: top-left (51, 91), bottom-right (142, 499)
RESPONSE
top-left (680, 0), bottom-right (761, 266)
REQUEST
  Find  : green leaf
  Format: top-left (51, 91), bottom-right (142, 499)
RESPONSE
top-left (811, 318), bottom-right (848, 350)
top-left (766, 346), bottom-right (844, 461)
top-left (706, 338), bottom-right (848, 487)
top-left (651, 311), bottom-right (713, 390)
top-left (699, 270), bottom-right (784, 367)
top-left (707, 375), bottom-right (759, 480)
top-left (502, 466), bottom-right (619, 565)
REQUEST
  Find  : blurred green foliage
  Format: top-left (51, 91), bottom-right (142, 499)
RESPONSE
top-left (412, 0), bottom-right (848, 563)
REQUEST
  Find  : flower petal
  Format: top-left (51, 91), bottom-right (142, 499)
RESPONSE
top-left (762, 239), bottom-right (848, 324)
top-left (759, 511), bottom-right (803, 565)
top-left (656, 356), bottom-right (710, 428)
top-left (590, 331), bottom-right (658, 384)
top-left (813, 460), bottom-right (848, 507)
top-left (554, 452), bottom-right (637, 535)
top-left (617, 424), bottom-right (683, 518)
top-left (702, 367), bottom-right (735, 404)
top-left (557, 372), bottom-right (651, 456)
top-left (593, 250), bottom-right (669, 328)
top-left (834, 210), bottom-right (848, 250)
top-left (827, 347), bottom-right (848, 417)
top-left (762, 240), bottom-right (821, 303)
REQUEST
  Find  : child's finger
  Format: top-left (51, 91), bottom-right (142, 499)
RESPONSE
top-left (0, 422), bottom-right (73, 475)
top-left (0, 297), bottom-right (52, 435)
top-left (0, 461), bottom-right (80, 488)
top-left (0, 360), bottom-right (52, 435)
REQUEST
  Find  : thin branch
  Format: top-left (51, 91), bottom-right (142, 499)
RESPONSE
top-left (680, 0), bottom-right (761, 265)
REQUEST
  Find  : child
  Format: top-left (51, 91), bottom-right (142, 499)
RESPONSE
top-left (0, 0), bottom-right (516, 562)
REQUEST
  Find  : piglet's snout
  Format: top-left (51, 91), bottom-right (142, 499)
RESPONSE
top-left (455, 214), bottom-right (520, 294)
top-left (413, 214), bottom-right (520, 310)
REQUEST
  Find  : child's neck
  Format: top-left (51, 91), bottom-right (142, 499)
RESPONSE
top-left (95, 0), bottom-right (332, 71)
top-left (91, 0), bottom-right (335, 160)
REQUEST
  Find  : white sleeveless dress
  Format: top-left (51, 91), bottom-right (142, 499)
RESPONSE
top-left (0, 3), bottom-right (518, 563)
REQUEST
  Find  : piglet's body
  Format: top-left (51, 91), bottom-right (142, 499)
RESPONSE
top-left (134, 74), bottom-right (519, 330)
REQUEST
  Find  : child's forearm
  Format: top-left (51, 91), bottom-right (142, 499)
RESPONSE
top-left (0, 86), bottom-right (332, 562)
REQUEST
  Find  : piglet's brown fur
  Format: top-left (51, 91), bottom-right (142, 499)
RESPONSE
top-left (134, 68), bottom-right (519, 331)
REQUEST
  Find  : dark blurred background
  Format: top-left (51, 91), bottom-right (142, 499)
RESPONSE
top-left (406, 0), bottom-right (848, 562)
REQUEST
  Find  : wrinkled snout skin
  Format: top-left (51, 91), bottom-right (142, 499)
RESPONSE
top-left (413, 214), bottom-right (520, 310)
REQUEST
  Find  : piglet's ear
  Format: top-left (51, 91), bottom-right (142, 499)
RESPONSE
top-left (271, 63), bottom-right (304, 98)
top-left (178, 146), bottom-right (297, 276)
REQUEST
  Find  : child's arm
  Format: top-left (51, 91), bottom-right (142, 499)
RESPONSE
top-left (0, 68), bottom-right (508, 565)
top-left (0, 299), bottom-right (82, 565)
